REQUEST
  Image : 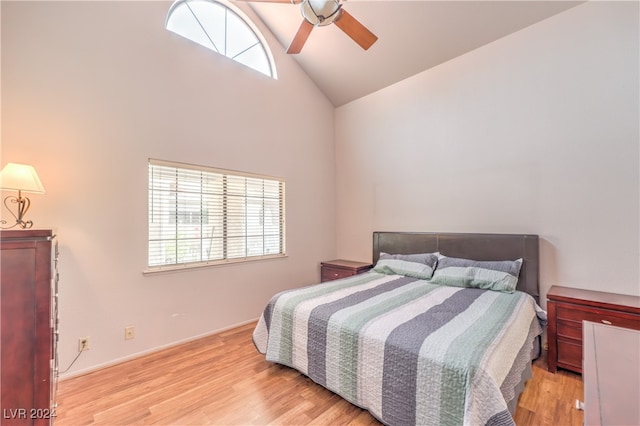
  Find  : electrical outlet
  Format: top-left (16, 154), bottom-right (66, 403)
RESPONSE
top-left (78, 337), bottom-right (90, 352)
top-left (124, 326), bottom-right (135, 340)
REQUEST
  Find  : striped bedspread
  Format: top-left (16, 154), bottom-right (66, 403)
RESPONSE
top-left (253, 272), bottom-right (546, 426)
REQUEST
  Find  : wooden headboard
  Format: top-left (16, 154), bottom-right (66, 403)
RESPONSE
top-left (372, 232), bottom-right (540, 302)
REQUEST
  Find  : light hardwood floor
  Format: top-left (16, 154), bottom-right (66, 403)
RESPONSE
top-left (55, 322), bottom-right (583, 425)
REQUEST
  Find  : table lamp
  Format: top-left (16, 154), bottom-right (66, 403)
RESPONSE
top-left (0, 163), bottom-right (45, 229)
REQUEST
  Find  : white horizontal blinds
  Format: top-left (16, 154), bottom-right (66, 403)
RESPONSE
top-left (148, 160), bottom-right (285, 268)
top-left (225, 175), bottom-right (284, 259)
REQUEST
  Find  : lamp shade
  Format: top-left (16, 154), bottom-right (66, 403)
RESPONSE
top-left (0, 163), bottom-right (45, 194)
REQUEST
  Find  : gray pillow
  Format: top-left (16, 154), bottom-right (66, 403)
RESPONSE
top-left (372, 252), bottom-right (439, 280)
top-left (430, 255), bottom-right (522, 293)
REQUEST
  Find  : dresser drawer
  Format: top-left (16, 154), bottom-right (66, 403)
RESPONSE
top-left (556, 305), bottom-right (640, 330)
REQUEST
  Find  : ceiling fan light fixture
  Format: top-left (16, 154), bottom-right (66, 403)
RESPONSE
top-left (301, 0), bottom-right (342, 27)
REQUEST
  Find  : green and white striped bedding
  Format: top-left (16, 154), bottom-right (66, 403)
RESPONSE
top-left (253, 272), bottom-right (545, 426)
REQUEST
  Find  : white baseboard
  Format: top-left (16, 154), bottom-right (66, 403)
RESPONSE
top-left (58, 318), bottom-right (258, 381)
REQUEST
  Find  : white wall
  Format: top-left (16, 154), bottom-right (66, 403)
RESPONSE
top-left (1, 1), bottom-right (336, 377)
top-left (335, 1), bottom-right (640, 301)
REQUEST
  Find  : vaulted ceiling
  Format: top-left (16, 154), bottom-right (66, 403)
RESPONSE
top-left (247, 1), bottom-right (583, 106)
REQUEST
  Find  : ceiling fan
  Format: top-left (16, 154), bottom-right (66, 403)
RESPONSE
top-left (239, 0), bottom-right (378, 54)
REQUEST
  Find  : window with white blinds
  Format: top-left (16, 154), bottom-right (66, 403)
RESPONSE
top-left (148, 159), bottom-right (285, 270)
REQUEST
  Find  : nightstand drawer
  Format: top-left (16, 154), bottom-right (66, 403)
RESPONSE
top-left (557, 320), bottom-right (582, 340)
top-left (320, 260), bottom-right (373, 283)
top-left (557, 338), bottom-right (582, 371)
top-left (321, 267), bottom-right (355, 282)
top-left (556, 305), bottom-right (640, 330)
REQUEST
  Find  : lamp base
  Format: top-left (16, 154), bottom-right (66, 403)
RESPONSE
top-left (1, 192), bottom-right (34, 229)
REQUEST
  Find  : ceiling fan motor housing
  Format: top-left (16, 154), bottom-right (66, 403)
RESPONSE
top-left (301, 0), bottom-right (342, 26)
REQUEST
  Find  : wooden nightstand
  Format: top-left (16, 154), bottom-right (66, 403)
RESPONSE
top-left (546, 285), bottom-right (640, 373)
top-left (320, 259), bottom-right (372, 282)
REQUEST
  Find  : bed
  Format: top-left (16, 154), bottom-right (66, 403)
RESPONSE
top-left (253, 232), bottom-right (545, 426)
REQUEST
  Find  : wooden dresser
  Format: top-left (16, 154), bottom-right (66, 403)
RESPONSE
top-left (547, 285), bottom-right (640, 373)
top-left (1, 230), bottom-right (57, 425)
top-left (320, 259), bottom-right (372, 282)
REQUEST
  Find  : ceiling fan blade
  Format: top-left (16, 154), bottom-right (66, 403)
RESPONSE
top-left (334, 9), bottom-right (377, 50)
top-left (287, 20), bottom-right (314, 54)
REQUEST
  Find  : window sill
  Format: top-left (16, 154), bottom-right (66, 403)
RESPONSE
top-left (143, 253), bottom-right (287, 276)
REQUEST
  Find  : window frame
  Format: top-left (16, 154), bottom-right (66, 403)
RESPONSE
top-left (165, 0), bottom-right (278, 79)
top-left (145, 158), bottom-right (286, 274)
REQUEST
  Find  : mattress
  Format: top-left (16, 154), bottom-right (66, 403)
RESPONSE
top-left (253, 272), bottom-right (546, 426)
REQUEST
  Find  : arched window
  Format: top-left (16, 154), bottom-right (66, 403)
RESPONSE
top-left (166, 0), bottom-right (277, 78)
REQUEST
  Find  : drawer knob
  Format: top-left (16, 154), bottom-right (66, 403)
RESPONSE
top-left (601, 320), bottom-right (612, 325)
top-left (333, 273), bottom-right (339, 277)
